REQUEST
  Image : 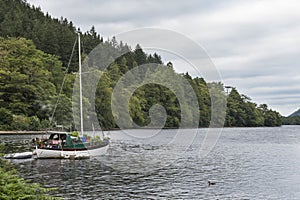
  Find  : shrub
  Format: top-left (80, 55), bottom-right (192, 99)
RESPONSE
top-left (11, 115), bottom-right (29, 130)
top-left (28, 116), bottom-right (41, 131)
top-left (0, 108), bottom-right (13, 130)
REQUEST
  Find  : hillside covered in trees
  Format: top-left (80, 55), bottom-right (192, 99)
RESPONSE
top-left (0, 0), bottom-right (282, 131)
top-left (281, 109), bottom-right (300, 125)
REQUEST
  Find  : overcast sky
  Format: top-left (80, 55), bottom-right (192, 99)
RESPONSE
top-left (27, 0), bottom-right (300, 116)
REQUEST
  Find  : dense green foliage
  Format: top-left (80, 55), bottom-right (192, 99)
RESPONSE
top-left (0, 165), bottom-right (59, 199)
top-left (225, 88), bottom-right (281, 127)
top-left (0, 0), bottom-right (282, 130)
top-left (282, 116), bottom-right (300, 125)
top-left (0, 0), bottom-right (102, 72)
top-left (0, 37), bottom-right (73, 130)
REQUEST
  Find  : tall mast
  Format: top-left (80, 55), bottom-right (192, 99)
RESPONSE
top-left (78, 32), bottom-right (83, 136)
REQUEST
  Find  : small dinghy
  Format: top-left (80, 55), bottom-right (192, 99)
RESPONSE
top-left (4, 151), bottom-right (33, 159)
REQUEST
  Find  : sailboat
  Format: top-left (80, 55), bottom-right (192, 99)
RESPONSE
top-left (34, 33), bottom-right (110, 159)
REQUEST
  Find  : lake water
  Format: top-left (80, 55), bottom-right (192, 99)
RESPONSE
top-left (1, 126), bottom-right (300, 199)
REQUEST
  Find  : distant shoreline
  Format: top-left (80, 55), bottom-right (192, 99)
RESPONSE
top-left (0, 131), bottom-right (45, 135)
top-left (0, 126), bottom-right (291, 135)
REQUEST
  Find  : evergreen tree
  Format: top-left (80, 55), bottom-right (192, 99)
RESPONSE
top-left (134, 44), bottom-right (147, 66)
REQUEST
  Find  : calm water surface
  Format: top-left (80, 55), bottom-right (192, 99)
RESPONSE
top-left (1, 126), bottom-right (300, 199)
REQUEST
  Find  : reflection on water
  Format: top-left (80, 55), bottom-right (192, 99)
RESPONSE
top-left (1, 126), bottom-right (300, 199)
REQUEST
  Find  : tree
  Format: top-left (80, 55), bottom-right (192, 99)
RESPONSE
top-left (0, 37), bottom-right (57, 119)
top-left (0, 37), bottom-right (68, 130)
top-left (225, 88), bottom-right (266, 127)
top-left (0, 108), bottom-right (13, 130)
top-left (134, 44), bottom-right (147, 66)
top-left (258, 104), bottom-right (281, 126)
top-left (95, 71), bottom-right (115, 129)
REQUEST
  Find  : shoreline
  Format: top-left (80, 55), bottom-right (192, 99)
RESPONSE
top-left (0, 125), bottom-right (289, 135)
top-left (0, 131), bottom-right (45, 135)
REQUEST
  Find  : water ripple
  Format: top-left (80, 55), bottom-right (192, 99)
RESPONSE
top-left (1, 127), bottom-right (300, 199)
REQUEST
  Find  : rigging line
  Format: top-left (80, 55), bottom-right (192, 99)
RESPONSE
top-left (49, 37), bottom-right (78, 128)
top-left (81, 37), bottom-right (85, 56)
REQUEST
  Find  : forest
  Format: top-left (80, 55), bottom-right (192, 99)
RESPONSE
top-left (0, 0), bottom-right (282, 131)
top-left (281, 108), bottom-right (300, 125)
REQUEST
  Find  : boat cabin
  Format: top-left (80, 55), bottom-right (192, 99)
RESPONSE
top-left (36, 131), bottom-right (109, 150)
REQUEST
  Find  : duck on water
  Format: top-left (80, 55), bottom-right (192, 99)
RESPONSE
top-left (208, 180), bottom-right (216, 186)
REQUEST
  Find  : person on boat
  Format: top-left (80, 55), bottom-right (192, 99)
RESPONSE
top-left (60, 134), bottom-right (66, 146)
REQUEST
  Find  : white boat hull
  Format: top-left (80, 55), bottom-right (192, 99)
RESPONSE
top-left (4, 152), bottom-right (33, 159)
top-left (34, 144), bottom-right (109, 159)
